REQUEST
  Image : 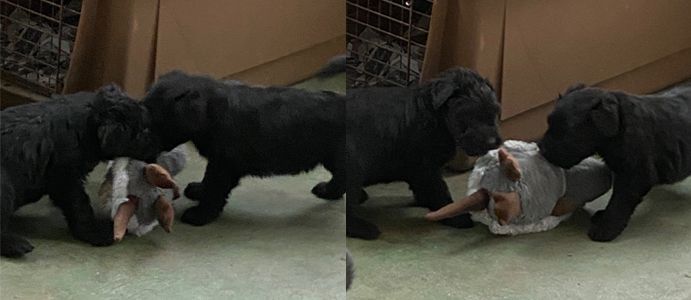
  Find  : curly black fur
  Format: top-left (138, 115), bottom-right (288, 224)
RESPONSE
top-left (539, 84), bottom-right (691, 242)
top-left (345, 67), bottom-right (502, 239)
top-left (346, 249), bottom-right (354, 290)
top-left (142, 71), bottom-right (345, 226)
top-left (1, 85), bottom-right (160, 257)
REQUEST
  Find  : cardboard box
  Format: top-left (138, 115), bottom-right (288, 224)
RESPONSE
top-left (425, 0), bottom-right (691, 141)
top-left (63, 0), bottom-right (345, 98)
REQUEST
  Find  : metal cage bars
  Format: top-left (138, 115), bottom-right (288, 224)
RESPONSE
top-left (1, 0), bottom-right (81, 95)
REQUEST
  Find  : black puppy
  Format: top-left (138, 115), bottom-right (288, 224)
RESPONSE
top-left (1, 85), bottom-right (160, 257)
top-left (346, 68), bottom-right (502, 239)
top-left (540, 84), bottom-right (691, 242)
top-left (142, 71), bottom-right (345, 226)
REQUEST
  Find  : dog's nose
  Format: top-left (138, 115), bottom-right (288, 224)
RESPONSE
top-left (537, 143), bottom-right (548, 156)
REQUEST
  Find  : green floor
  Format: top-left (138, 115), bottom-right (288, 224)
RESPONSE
top-left (347, 172), bottom-right (691, 300)
top-left (3, 73), bottom-right (691, 299)
top-left (0, 75), bottom-right (347, 299)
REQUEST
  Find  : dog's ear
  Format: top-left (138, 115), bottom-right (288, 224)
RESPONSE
top-left (97, 118), bottom-right (130, 153)
top-left (590, 94), bottom-right (620, 137)
top-left (557, 84), bottom-right (587, 102)
top-left (97, 83), bottom-right (126, 100)
top-left (564, 83), bottom-right (587, 95)
top-left (93, 85), bottom-right (144, 152)
top-left (431, 80), bottom-right (456, 109)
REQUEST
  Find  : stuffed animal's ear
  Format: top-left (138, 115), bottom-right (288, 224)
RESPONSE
top-left (590, 94), bottom-right (620, 137)
top-left (498, 148), bottom-right (521, 181)
top-left (431, 80), bottom-right (456, 110)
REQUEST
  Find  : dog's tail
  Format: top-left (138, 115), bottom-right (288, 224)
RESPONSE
top-left (346, 249), bottom-right (355, 290)
top-left (314, 55), bottom-right (347, 78)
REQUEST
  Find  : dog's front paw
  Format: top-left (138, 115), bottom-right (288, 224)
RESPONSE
top-left (1, 233), bottom-right (34, 257)
top-left (588, 219), bottom-right (626, 242)
top-left (184, 182), bottom-right (205, 200)
top-left (73, 220), bottom-right (115, 247)
top-left (590, 210), bottom-right (606, 224)
top-left (311, 182), bottom-right (343, 200)
top-left (347, 217), bottom-right (381, 240)
top-left (181, 205), bottom-right (222, 226)
top-left (439, 213), bottom-right (474, 228)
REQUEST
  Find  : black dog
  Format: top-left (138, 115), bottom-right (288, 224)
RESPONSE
top-left (142, 71), bottom-right (345, 226)
top-left (346, 68), bottom-right (502, 239)
top-left (1, 85), bottom-right (160, 257)
top-left (539, 84), bottom-right (691, 242)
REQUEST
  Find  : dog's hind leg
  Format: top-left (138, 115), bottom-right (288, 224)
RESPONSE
top-left (312, 147), bottom-right (346, 200)
top-left (345, 162), bottom-right (381, 239)
top-left (588, 176), bottom-right (652, 242)
top-left (346, 192), bottom-right (381, 240)
top-left (48, 176), bottom-right (114, 247)
top-left (181, 159), bottom-right (238, 226)
top-left (409, 166), bottom-right (474, 229)
top-left (0, 180), bottom-right (34, 257)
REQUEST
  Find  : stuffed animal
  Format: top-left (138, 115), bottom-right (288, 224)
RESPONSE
top-left (426, 140), bottom-right (612, 235)
top-left (99, 145), bottom-right (187, 241)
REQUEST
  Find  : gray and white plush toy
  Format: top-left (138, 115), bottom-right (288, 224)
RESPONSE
top-left (427, 140), bottom-right (612, 235)
top-left (99, 144), bottom-right (187, 241)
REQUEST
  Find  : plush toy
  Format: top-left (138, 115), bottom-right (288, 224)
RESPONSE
top-left (99, 145), bottom-right (187, 241)
top-left (426, 140), bottom-right (612, 235)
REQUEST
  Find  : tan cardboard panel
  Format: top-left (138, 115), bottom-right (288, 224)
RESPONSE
top-left (64, 0), bottom-right (159, 98)
top-left (502, 48), bottom-right (691, 141)
top-left (437, 0), bottom-right (505, 89)
top-left (155, 0), bottom-right (345, 79)
top-left (226, 37), bottom-right (344, 86)
top-left (420, 0), bottom-right (448, 83)
top-left (501, 0), bottom-right (691, 119)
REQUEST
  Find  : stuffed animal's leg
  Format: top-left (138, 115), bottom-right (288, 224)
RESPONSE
top-left (551, 197), bottom-right (581, 216)
top-left (113, 196), bottom-right (139, 242)
top-left (410, 167), bottom-right (474, 228)
top-left (155, 196), bottom-right (174, 233)
top-left (425, 189), bottom-right (489, 221)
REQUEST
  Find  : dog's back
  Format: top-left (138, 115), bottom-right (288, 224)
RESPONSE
top-left (1, 94), bottom-right (97, 203)
top-left (146, 73), bottom-right (345, 176)
top-left (615, 86), bottom-right (691, 184)
top-left (346, 86), bottom-right (454, 183)
top-left (219, 84), bottom-right (345, 175)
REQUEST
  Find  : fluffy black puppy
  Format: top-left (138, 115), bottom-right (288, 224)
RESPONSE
top-left (1, 85), bottom-right (160, 257)
top-left (142, 71), bottom-right (345, 226)
top-left (346, 67), bottom-right (502, 239)
top-left (540, 84), bottom-right (691, 242)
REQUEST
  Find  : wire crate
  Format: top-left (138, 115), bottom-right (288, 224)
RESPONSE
top-left (346, 0), bottom-right (434, 88)
top-left (1, 0), bottom-right (81, 95)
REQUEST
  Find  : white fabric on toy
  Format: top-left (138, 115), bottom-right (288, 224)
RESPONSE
top-left (100, 144), bottom-right (187, 237)
top-left (468, 140), bottom-right (569, 235)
